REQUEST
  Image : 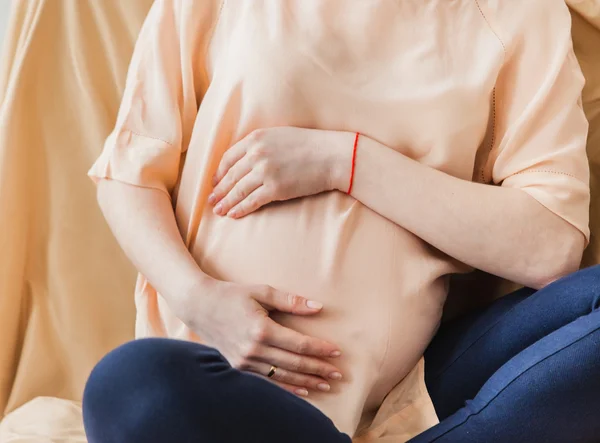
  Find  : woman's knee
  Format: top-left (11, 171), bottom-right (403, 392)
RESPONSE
top-left (552, 264), bottom-right (600, 311)
top-left (83, 338), bottom-right (226, 443)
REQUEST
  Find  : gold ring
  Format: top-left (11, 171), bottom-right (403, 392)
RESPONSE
top-left (267, 365), bottom-right (277, 378)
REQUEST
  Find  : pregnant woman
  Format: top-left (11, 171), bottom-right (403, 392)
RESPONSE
top-left (82, 0), bottom-right (600, 442)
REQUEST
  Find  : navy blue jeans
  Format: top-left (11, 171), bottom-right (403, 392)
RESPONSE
top-left (83, 265), bottom-right (600, 442)
top-left (412, 264), bottom-right (600, 442)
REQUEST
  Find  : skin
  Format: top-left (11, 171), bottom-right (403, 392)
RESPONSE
top-left (97, 180), bottom-right (343, 397)
top-left (97, 126), bottom-right (584, 396)
top-left (211, 126), bottom-right (585, 290)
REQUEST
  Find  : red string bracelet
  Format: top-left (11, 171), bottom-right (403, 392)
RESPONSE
top-left (347, 132), bottom-right (360, 194)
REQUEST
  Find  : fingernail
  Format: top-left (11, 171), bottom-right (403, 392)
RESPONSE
top-left (317, 383), bottom-right (331, 392)
top-left (295, 388), bottom-right (309, 397)
top-left (208, 193), bottom-right (217, 205)
top-left (214, 203), bottom-right (223, 215)
top-left (329, 372), bottom-right (342, 380)
top-left (330, 351), bottom-right (342, 358)
top-left (228, 209), bottom-right (238, 218)
top-left (306, 300), bottom-right (323, 310)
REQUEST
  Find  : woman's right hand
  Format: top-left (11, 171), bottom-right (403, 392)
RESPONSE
top-left (179, 278), bottom-right (343, 397)
top-left (95, 181), bottom-right (341, 397)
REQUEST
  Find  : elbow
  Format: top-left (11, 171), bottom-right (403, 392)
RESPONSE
top-left (528, 227), bottom-right (585, 290)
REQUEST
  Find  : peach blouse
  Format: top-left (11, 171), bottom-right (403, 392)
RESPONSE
top-left (89, 0), bottom-right (590, 440)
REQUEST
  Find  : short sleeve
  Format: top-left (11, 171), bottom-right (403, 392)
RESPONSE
top-left (88, 0), bottom-right (222, 196)
top-left (485, 0), bottom-right (591, 241)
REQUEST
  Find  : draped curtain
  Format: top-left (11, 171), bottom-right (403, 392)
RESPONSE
top-left (0, 0), bottom-right (152, 416)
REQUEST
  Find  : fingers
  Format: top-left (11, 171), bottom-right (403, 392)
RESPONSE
top-left (209, 158), bottom-right (255, 211)
top-left (267, 365), bottom-right (331, 394)
top-left (252, 286), bottom-right (324, 316)
top-left (261, 318), bottom-right (342, 359)
top-left (210, 130), bottom-right (276, 219)
top-left (255, 346), bottom-right (343, 382)
top-left (213, 174), bottom-right (264, 217)
top-left (243, 360), bottom-right (330, 396)
top-left (212, 141), bottom-right (248, 186)
top-left (274, 381), bottom-right (309, 397)
top-left (225, 186), bottom-right (272, 219)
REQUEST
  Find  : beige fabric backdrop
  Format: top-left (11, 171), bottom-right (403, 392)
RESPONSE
top-left (572, 0), bottom-right (600, 268)
top-left (0, 0), bottom-right (152, 417)
top-left (0, 0), bottom-right (598, 440)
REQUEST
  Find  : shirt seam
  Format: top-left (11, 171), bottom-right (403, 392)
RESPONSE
top-left (512, 169), bottom-right (584, 183)
top-left (480, 89), bottom-right (497, 183)
top-left (474, 1), bottom-right (506, 183)
top-left (473, 1), bottom-right (507, 57)
top-left (128, 130), bottom-right (174, 147)
top-left (91, 176), bottom-right (174, 201)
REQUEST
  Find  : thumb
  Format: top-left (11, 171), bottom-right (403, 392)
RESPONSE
top-left (253, 286), bottom-right (323, 315)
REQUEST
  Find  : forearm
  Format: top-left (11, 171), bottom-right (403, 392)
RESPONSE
top-left (96, 180), bottom-right (211, 312)
top-left (334, 133), bottom-right (584, 288)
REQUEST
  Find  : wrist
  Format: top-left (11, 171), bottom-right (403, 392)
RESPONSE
top-left (327, 131), bottom-right (356, 192)
top-left (173, 272), bottom-right (220, 326)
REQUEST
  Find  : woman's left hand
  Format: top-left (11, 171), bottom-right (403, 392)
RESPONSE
top-left (209, 127), bottom-right (352, 218)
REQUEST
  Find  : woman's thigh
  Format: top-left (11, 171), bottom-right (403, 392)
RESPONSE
top-left (412, 306), bottom-right (600, 442)
top-left (425, 265), bottom-right (600, 419)
top-left (83, 338), bottom-right (351, 443)
top-left (411, 265), bottom-right (600, 442)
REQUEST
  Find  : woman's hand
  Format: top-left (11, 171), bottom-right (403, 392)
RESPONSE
top-left (209, 127), bottom-right (352, 218)
top-left (179, 278), bottom-right (343, 397)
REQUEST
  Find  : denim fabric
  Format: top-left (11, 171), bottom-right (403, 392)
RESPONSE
top-left (413, 265), bottom-right (600, 442)
top-left (83, 266), bottom-right (600, 442)
top-left (82, 338), bottom-right (351, 443)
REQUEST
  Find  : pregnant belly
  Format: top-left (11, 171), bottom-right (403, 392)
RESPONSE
top-left (192, 192), bottom-right (448, 435)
